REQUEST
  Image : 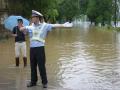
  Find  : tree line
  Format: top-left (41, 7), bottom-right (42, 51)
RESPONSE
top-left (8, 0), bottom-right (120, 26)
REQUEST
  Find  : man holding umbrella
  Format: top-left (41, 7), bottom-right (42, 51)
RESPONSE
top-left (20, 10), bottom-right (72, 88)
top-left (12, 19), bottom-right (27, 67)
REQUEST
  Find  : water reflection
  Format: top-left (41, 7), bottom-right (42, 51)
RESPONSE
top-left (0, 27), bottom-right (120, 90)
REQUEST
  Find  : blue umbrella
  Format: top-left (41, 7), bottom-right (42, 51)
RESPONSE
top-left (4, 15), bottom-right (29, 31)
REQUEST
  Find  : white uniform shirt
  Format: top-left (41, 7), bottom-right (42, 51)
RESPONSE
top-left (25, 22), bottom-right (53, 47)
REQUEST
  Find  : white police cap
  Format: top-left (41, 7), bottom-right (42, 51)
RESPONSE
top-left (32, 10), bottom-right (43, 17)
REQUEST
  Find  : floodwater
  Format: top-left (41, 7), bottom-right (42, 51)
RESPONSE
top-left (0, 27), bottom-right (120, 90)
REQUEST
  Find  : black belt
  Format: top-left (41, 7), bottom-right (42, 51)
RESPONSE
top-left (16, 41), bottom-right (25, 43)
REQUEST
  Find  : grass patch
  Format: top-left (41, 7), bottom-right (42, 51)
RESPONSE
top-left (92, 26), bottom-right (120, 32)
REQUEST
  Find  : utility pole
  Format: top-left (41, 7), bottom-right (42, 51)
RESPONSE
top-left (78, 0), bottom-right (80, 9)
top-left (114, 0), bottom-right (117, 27)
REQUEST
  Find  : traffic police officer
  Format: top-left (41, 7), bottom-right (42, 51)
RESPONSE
top-left (20, 10), bottom-right (73, 88)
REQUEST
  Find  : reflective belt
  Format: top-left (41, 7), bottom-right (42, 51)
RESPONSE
top-left (31, 37), bottom-right (45, 43)
top-left (31, 23), bottom-right (46, 43)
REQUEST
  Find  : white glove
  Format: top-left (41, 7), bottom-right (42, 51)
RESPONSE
top-left (63, 22), bottom-right (73, 27)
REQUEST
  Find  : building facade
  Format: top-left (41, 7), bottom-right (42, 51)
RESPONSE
top-left (0, 0), bottom-right (9, 25)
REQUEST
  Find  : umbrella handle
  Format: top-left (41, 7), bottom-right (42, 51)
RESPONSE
top-left (15, 27), bottom-right (17, 35)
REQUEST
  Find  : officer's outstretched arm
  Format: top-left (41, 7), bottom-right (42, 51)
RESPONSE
top-left (52, 22), bottom-right (73, 28)
top-left (52, 24), bottom-right (64, 28)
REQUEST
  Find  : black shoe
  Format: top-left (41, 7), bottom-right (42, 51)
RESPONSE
top-left (43, 84), bottom-right (47, 88)
top-left (27, 82), bottom-right (36, 87)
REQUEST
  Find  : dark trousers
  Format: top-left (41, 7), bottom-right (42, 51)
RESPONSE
top-left (30, 46), bottom-right (48, 85)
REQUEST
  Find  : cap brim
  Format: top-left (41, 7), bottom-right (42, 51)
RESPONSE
top-left (32, 10), bottom-right (43, 17)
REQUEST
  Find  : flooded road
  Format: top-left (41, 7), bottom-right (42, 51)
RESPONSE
top-left (0, 27), bottom-right (120, 90)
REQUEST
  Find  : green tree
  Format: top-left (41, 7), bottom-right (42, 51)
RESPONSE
top-left (79, 0), bottom-right (89, 15)
top-left (58, 0), bottom-right (80, 22)
top-left (86, 0), bottom-right (113, 26)
top-left (8, 0), bottom-right (120, 25)
top-left (8, 0), bottom-right (60, 22)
